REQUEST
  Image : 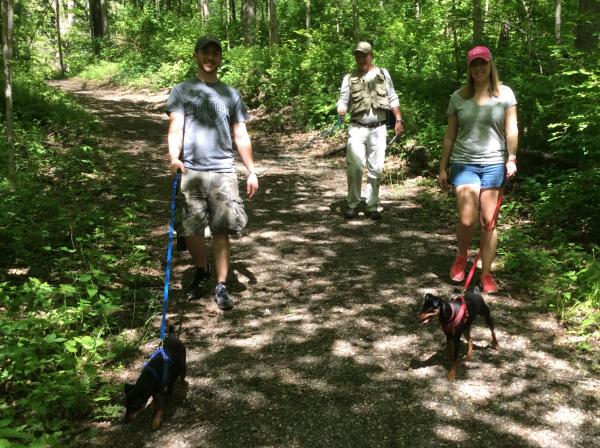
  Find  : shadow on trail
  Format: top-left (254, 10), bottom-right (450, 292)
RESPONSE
top-left (56, 82), bottom-right (598, 448)
top-left (100, 169), bottom-right (597, 447)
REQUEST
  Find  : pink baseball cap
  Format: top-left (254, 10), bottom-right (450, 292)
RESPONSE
top-left (467, 46), bottom-right (492, 64)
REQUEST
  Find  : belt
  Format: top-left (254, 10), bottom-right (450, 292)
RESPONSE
top-left (350, 120), bottom-right (386, 129)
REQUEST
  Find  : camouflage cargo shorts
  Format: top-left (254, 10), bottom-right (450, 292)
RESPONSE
top-left (178, 170), bottom-right (248, 238)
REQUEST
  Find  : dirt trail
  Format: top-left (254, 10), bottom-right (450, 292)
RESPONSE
top-left (53, 80), bottom-right (599, 448)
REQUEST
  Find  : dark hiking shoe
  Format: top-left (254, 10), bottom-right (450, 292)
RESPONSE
top-left (344, 208), bottom-right (358, 219)
top-left (187, 264), bottom-right (211, 300)
top-left (215, 282), bottom-right (234, 311)
top-left (367, 210), bottom-right (382, 221)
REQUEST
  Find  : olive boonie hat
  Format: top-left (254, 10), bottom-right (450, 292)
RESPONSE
top-left (195, 35), bottom-right (222, 52)
top-left (354, 41), bottom-right (373, 54)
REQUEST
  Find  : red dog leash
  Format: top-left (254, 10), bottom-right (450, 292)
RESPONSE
top-left (462, 181), bottom-right (510, 291)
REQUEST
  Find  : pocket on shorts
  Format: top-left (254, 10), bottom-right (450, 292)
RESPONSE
top-left (208, 176), bottom-right (248, 237)
top-left (229, 197), bottom-right (248, 238)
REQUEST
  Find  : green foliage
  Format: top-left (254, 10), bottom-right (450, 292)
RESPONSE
top-left (531, 168), bottom-right (600, 246)
top-left (1, 80), bottom-right (163, 443)
top-left (0, 276), bottom-right (119, 440)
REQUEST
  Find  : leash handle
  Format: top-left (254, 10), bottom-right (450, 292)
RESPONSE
top-left (160, 172), bottom-right (180, 340)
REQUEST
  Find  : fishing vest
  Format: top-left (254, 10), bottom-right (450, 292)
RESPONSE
top-left (347, 67), bottom-right (390, 118)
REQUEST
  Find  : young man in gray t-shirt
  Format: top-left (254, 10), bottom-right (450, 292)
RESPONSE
top-left (166, 35), bottom-right (259, 311)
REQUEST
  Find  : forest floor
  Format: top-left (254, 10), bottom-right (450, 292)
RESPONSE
top-left (53, 80), bottom-right (599, 448)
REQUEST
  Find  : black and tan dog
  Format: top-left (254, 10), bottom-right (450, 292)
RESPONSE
top-left (418, 291), bottom-right (499, 380)
top-left (124, 325), bottom-right (186, 429)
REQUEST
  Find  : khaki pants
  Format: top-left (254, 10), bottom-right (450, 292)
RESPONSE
top-left (346, 124), bottom-right (387, 210)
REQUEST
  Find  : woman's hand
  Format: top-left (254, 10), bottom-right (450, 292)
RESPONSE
top-left (506, 159), bottom-right (517, 178)
top-left (438, 168), bottom-right (449, 189)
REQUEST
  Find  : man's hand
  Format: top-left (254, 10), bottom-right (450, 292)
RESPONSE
top-left (394, 120), bottom-right (404, 136)
top-left (169, 158), bottom-right (185, 174)
top-left (247, 172), bottom-right (258, 199)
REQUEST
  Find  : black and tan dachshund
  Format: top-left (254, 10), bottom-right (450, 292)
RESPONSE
top-left (124, 325), bottom-right (186, 429)
top-left (419, 291), bottom-right (499, 380)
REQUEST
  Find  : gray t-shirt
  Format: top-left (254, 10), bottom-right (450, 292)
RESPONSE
top-left (166, 79), bottom-right (248, 172)
top-left (447, 84), bottom-right (517, 164)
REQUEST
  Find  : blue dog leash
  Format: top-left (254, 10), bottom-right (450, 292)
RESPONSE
top-left (160, 172), bottom-right (179, 341)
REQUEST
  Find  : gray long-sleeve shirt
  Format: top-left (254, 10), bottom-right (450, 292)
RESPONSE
top-left (337, 67), bottom-right (400, 125)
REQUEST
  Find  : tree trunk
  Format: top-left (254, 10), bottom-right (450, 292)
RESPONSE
top-left (352, 0), bottom-right (359, 41)
top-left (200, 0), bottom-right (209, 22)
top-left (65, 0), bottom-right (74, 33)
top-left (497, 20), bottom-right (510, 50)
top-left (554, 0), bottom-right (561, 44)
top-left (1, 0), bottom-right (16, 192)
top-left (451, 0), bottom-right (461, 80)
top-left (472, 0), bottom-right (483, 43)
top-left (267, 0), bottom-right (280, 46)
top-left (54, 0), bottom-right (65, 77)
top-left (89, 0), bottom-right (107, 54)
top-left (575, 0), bottom-right (600, 51)
top-left (305, 0), bottom-right (310, 31)
top-left (241, 0), bottom-right (256, 45)
top-left (229, 0), bottom-right (236, 25)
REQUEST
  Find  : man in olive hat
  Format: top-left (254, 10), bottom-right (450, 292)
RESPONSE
top-left (337, 41), bottom-right (404, 220)
top-left (165, 35), bottom-right (259, 311)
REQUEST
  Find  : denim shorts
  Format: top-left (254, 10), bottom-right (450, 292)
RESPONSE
top-left (450, 163), bottom-right (505, 188)
top-left (179, 170), bottom-right (248, 237)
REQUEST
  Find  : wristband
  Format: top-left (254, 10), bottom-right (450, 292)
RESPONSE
top-left (248, 170), bottom-right (257, 176)
top-left (507, 159), bottom-right (517, 165)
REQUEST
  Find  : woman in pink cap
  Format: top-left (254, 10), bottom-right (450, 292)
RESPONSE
top-left (438, 46), bottom-right (519, 293)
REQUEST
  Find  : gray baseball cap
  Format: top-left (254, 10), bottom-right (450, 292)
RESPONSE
top-left (354, 41), bottom-right (373, 54)
top-left (195, 35), bottom-right (222, 52)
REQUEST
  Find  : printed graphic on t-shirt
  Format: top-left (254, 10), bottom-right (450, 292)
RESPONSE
top-left (191, 92), bottom-right (229, 128)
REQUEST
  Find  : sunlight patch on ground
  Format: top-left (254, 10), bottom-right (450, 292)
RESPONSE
top-left (422, 399), bottom-right (461, 418)
top-left (433, 424), bottom-right (468, 442)
top-left (529, 350), bottom-right (575, 375)
top-left (228, 333), bottom-right (272, 351)
top-left (544, 405), bottom-right (586, 426)
top-left (371, 234), bottom-right (393, 242)
top-left (530, 316), bottom-right (561, 331)
top-left (475, 410), bottom-right (575, 448)
top-left (456, 382), bottom-right (493, 403)
top-left (332, 339), bottom-right (359, 358)
top-left (277, 367), bottom-right (332, 392)
top-left (374, 335), bottom-right (419, 353)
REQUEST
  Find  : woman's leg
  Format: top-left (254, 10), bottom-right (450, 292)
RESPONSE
top-left (479, 188), bottom-right (501, 275)
top-left (455, 185), bottom-right (480, 257)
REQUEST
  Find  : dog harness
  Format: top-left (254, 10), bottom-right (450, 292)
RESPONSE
top-left (143, 347), bottom-right (174, 388)
top-left (442, 296), bottom-right (469, 334)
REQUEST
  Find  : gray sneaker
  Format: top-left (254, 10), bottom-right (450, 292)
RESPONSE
top-left (215, 282), bottom-right (234, 311)
top-left (187, 264), bottom-right (211, 300)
